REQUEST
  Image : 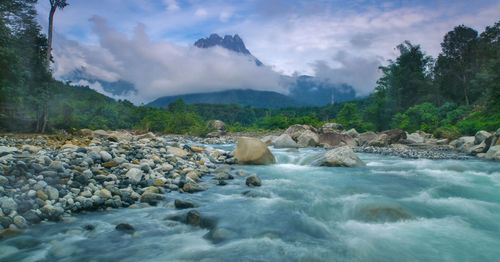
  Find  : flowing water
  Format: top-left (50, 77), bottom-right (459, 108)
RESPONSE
top-left (2, 146), bottom-right (500, 262)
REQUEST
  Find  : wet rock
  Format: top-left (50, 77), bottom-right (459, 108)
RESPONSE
top-left (13, 215), bottom-right (27, 229)
top-left (99, 151), bottom-right (112, 162)
top-left (319, 133), bottom-right (356, 147)
top-left (0, 197), bottom-right (17, 214)
top-left (103, 161), bottom-right (118, 168)
top-left (381, 129), bottom-right (406, 144)
top-left (312, 146), bottom-right (366, 167)
top-left (0, 176), bottom-right (8, 186)
top-left (83, 224), bottom-right (95, 231)
top-left (125, 168), bottom-right (143, 184)
top-left (22, 210), bottom-right (41, 224)
top-left (246, 174), bottom-right (262, 187)
top-left (40, 204), bottom-right (64, 221)
top-left (273, 134), bottom-right (298, 148)
top-left (115, 223), bottom-right (135, 234)
top-left (182, 183), bottom-right (205, 193)
top-left (297, 130), bottom-right (319, 148)
top-left (174, 199), bottom-right (195, 209)
top-left (475, 130), bottom-right (491, 145)
top-left (485, 145), bottom-right (500, 161)
top-left (204, 227), bottom-right (234, 244)
top-left (186, 170), bottom-right (201, 182)
top-left (284, 124), bottom-right (317, 140)
top-left (186, 210), bottom-right (201, 227)
top-left (46, 186), bottom-right (59, 200)
top-left (359, 206), bottom-right (412, 222)
top-left (140, 192), bottom-right (165, 204)
top-left (344, 128), bottom-right (359, 138)
top-left (318, 123), bottom-right (343, 134)
top-left (234, 137), bottom-right (276, 165)
top-left (214, 172), bottom-right (233, 180)
top-left (217, 180), bottom-right (227, 186)
top-left (167, 147), bottom-right (188, 157)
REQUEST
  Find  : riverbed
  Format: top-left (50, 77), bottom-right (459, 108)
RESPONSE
top-left (1, 146), bottom-right (500, 262)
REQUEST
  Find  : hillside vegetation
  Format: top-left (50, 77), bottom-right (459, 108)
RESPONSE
top-left (0, 1), bottom-right (498, 137)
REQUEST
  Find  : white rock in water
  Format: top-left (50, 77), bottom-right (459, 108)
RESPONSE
top-left (312, 146), bottom-right (366, 167)
top-left (273, 134), bottom-right (298, 148)
top-left (234, 137), bottom-right (276, 165)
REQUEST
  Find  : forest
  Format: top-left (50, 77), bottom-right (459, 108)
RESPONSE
top-left (0, 0), bottom-right (499, 138)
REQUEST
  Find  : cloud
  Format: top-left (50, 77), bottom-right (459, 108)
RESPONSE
top-left (312, 51), bottom-right (383, 96)
top-left (52, 16), bottom-right (282, 104)
top-left (164, 0), bottom-right (180, 12)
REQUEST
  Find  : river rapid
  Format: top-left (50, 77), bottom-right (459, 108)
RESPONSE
top-left (1, 145), bottom-right (500, 262)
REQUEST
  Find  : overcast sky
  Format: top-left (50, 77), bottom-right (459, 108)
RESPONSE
top-left (36, 0), bottom-right (500, 104)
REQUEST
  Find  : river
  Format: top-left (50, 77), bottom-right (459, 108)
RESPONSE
top-left (1, 146), bottom-right (500, 262)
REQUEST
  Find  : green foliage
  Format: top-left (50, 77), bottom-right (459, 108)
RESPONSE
top-left (391, 103), bottom-right (439, 133)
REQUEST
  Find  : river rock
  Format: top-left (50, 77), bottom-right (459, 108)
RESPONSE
top-left (344, 128), bottom-right (359, 138)
top-left (186, 170), bottom-right (201, 182)
top-left (174, 199), bottom-right (195, 209)
top-left (99, 151), bottom-right (112, 162)
top-left (13, 216), bottom-right (28, 229)
top-left (115, 223), bottom-right (135, 234)
top-left (140, 192), bottom-right (165, 204)
top-left (183, 183), bottom-right (205, 193)
top-left (356, 132), bottom-right (378, 146)
top-left (474, 130), bottom-right (491, 145)
top-left (245, 174), bottom-right (262, 187)
top-left (454, 136), bottom-right (475, 152)
top-left (0, 197), bottom-right (18, 214)
top-left (319, 133), bottom-right (356, 147)
top-left (381, 129), bottom-right (406, 144)
top-left (234, 137), bottom-right (276, 165)
top-left (77, 129), bottom-right (93, 136)
top-left (318, 123), bottom-right (343, 134)
top-left (367, 134), bottom-right (390, 147)
top-left (261, 135), bottom-right (277, 146)
top-left (209, 120), bottom-right (227, 132)
top-left (273, 134), bottom-right (298, 148)
top-left (46, 186), bottom-right (59, 200)
top-left (468, 141), bottom-right (488, 155)
top-left (484, 145), bottom-right (500, 161)
top-left (186, 210), bottom-right (201, 227)
top-left (297, 130), bottom-right (320, 147)
top-left (312, 146), bottom-right (366, 167)
top-left (167, 147), bottom-right (188, 157)
top-left (40, 204), bottom-right (64, 220)
top-left (125, 168), bottom-right (143, 183)
top-left (284, 124), bottom-right (317, 140)
top-left (406, 132), bottom-right (424, 144)
top-left (93, 130), bottom-right (110, 138)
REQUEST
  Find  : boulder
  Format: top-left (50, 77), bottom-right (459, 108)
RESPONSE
top-left (261, 135), bottom-right (277, 146)
top-left (174, 199), bottom-right (195, 209)
top-left (183, 183), bottom-right (205, 193)
top-left (234, 137), bottom-right (276, 165)
top-left (468, 141), bottom-right (488, 156)
top-left (311, 146), bottom-right (366, 167)
top-left (209, 120), bottom-right (227, 132)
top-left (284, 124), bottom-right (317, 140)
top-left (453, 136), bottom-right (475, 152)
top-left (484, 145), bottom-right (500, 161)
top-left (167, 147), bottom-right (188, 157)
top-left (474, 130), bottom-right (491, 145)
top-left (356, 132), bottom-right (378, 146)
top-left (381, 129), bottom-right (407, 144)
top-left (297, 130), bottom-right (320, 147)
top-left (273, 134), bottom-right (298, 148)
top-left (406, 132), bottom-right (424, 144)
top-left (93, 129), bottom-right (110, 138)
top-left (186, 210), bottom-right (201, 227)
top-left (115, 223), bottom-right (135, 234)
top-left (344, 128), bottom-right (359, 138)
top-left (245, 174), bottom-right (262, 187)
top-left (318, 123), bottom-right (343, 134)
top-left (319, 133), bottom-right (356, 147)
top-left (367, 134), bottom-right (389, 147)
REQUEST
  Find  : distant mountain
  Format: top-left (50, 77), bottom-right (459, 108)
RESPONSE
top-left (147, 89), bottom-right (304, 109)
top-left (194, 34), bottom-right (263, 66)
top-left (284, 75), bottom-right (357, 106)
top-left (62, 67), bottom-right (137, 96)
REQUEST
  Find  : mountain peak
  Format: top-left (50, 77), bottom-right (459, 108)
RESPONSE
top-left (194, 33), bottom-right (262, 65)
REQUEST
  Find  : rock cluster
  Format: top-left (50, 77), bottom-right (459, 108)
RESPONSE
top-left (0, 130), bottom-right (253, 235)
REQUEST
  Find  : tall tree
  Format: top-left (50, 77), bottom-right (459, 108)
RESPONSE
top-left (435, 25), bottom-right (478, 105)
top-left (46, 0), bottom-right (67, 70)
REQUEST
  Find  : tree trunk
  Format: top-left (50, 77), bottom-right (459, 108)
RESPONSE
top-left (46, 6), bottom-right (56, 71)
top-left (462, 75), bottom-right (469, 106)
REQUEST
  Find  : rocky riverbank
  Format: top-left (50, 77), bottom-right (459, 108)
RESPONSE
top-left (0, 130), bottom-right (247, 238)
top-left (1, 123), bottom-right (499, 238)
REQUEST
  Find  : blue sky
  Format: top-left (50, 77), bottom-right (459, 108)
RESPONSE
top-left (35, 0), bottom-right (500, 103)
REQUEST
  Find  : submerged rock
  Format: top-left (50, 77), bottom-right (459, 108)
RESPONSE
top-left (246, 174), bottom-right (262, 187)
top-left (234, 137), bottom-right (276, 165)
top-left (312, 146), bottom-right (365, 167)
top-left (174, 199), bottom-right (195, 209)
top-left (358, 206), bottom-right (412, 223)
top-left (115, 223), bottom-right (135, 234)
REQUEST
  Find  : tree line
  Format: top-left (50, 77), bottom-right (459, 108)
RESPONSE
top-left (0, 0), bottom-right (498, 137)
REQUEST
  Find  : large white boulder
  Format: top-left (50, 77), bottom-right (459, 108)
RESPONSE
top-left (297, 130), bottom-right (319, 147)
top-left (235, 137), bottom-right (276, 165)
top-left (311, 146), bottom-right (366, 167)
top-left (484, 145), bottom-right (500, 161)
top-left (273, 134), bottom-right (298, 148)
